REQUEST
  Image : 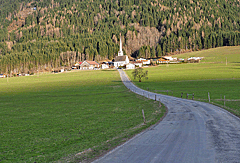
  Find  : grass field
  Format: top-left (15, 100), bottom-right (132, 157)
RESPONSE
top-left (1, 46), bottom-right (239, 162)
top-left (0, 70), bottom-right (165, 162)
top-left (175, 46), bottom-right (240, 63)
top-left (126, 46), bottom-right (240, 115)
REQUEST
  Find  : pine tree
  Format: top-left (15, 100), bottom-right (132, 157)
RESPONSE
top-left (150, 46), bottom-right (155, 58)
top-left (145, 46), bottom-right (151, 58)
top-left (138, 46), bottom-right (145, 58)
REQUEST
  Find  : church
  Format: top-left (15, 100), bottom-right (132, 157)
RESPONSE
top-left (113, 34), bottom-right (129, 68)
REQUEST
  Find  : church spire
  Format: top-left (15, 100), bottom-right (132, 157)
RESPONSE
top-left (118, 33), bottom-right (123, 56)
top-left (120, 34), bottom-right (122, 52)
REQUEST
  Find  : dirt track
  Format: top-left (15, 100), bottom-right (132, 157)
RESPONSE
top-left (93, 69), bottom-right (240, 163)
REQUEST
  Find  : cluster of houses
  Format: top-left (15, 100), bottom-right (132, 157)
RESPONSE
top-left (70, 35), bottom-right (203, 71)
top-left (69, 34), bottom-right (203, 71)
top-left (0, 56), bottom-right (203, 78)
top-left (71, 58), bottom-right (150, 70)
top-left (70, 56), bottom-right (203, 71)
top-left (0, 73), bottom-right (30, 78)
top-left (71, 36), bottom-right (153, 70)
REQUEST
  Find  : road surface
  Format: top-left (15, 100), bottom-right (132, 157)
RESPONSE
top-left (93, 69), bottom-right (240, 163)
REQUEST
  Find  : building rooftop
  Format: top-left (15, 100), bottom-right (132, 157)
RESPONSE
top-left (114, 56), bottom-right (127, 62)
top-left (86, 61), bottom-right (99, 65)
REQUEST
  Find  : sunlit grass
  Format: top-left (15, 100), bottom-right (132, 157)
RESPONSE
top-left (126, 46), bottom-right (240, 115)
top-left (175, 46), bottom-right (240, 63)
top-left (0, 70), bottom-right (165, 162)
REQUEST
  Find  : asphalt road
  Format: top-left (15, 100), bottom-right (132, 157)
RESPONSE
top-left (93, 69), bottom-right (240, 163)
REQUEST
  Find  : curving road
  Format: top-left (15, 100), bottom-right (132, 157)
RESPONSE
top-left (93, 69), bottom-right (240, 163)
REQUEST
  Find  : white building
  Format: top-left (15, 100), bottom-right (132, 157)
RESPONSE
top-left (126, 63), bottom-right (135, 69)
top-left (0, 74), bottom-right (6, 78)
top-left (113, 34), bottom-right (129, 68)
top-left (136, 58), bottom-right (150, 65)
top-left (187, 57), bottom-right (204, 61)
top-left (101, 63), bottom-right (109, 69)
top-left (80, 61), bottom-right (99, 70)
top-left (134, 61), bottom-right (143, 67)
top-left (162, 56), bottom-right (178, 61)
top-left (162, 56), bottom-right (174, 61)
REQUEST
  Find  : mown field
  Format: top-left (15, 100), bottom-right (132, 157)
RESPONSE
top-left (126, 46), bottom-right (240, 115)
top-left (0, 70), bottom-right (165, 162)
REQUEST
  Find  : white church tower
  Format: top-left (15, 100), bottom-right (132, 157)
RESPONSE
top-left (113, 33), bottom-right (129, 68)
top-left (118, 34), bottom-right (124, 56)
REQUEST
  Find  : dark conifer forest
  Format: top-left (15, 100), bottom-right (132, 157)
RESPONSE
top-left (0, 0), bottom-right (240, 74)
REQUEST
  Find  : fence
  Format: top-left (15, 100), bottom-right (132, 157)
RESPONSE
top-left (146, 88), bottom-right (240, 116)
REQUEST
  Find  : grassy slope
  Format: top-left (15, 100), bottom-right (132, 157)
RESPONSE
top-left (175, 46), bottom-right (240, 63)
top-left (126, 46), bottom-right (240, 115)
top-left (0, 70), bottom-right (165, 162)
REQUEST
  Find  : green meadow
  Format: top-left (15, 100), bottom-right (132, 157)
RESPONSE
top-left (0, 70), bottom-right (165, 162)
top-left (1, 46), bottom-right (239, 162)
top-left (126, 46), bottom-right (240, 115)
top-left (175, 46), bottom-right (240, 63)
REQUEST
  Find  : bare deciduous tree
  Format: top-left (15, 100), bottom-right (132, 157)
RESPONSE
top-left (132, 68), bottom-right (148, 82)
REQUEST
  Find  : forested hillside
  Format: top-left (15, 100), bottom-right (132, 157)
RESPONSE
top-left (0, 0), bottom-right (240, 74)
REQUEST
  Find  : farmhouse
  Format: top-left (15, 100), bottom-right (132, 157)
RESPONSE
top-left (157, 57), bottom-right (169, 63)
top-left (133, 61), bottom-right (143, 67)
top-left (136, 58), bottom-right (150, 65)
top-left (163, 56), bottom-right (173, 61)
top-left (73, 62), bottom-right (82, 69)
top-left (126, 63), bottom-right (135, 69)
top-left (100, 62), bottom-right (109, 69)
top-left (80, 61), bottom-right (99, 70)
top-left (187, 57), bottom-right (204, 63)
top-left (0, 74), bottom-right (6, 78)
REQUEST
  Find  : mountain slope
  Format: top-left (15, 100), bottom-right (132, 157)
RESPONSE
top-left (0, 0), bottom-right (240, 74)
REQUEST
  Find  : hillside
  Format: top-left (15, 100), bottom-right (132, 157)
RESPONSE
top-left (173, 46), bottom-right (240, 63)
top-left (0, 0), bottom-right (240, 74)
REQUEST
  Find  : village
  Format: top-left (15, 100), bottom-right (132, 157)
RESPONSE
top-left (0, 35), bottom-right (203, 78)
top-left (69, 35), bottom-right (203, 71)
top-left (70, 56), bottom-right (203, 71)
top-left (0, 55), bottom-right (203, 78)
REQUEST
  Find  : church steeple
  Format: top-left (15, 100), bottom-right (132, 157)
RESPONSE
top-left (120, 35), bottom-right (122, 52)
top-left (118, 33), bottom-right (123, 56)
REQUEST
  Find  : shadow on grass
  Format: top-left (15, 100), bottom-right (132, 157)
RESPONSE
top-left (101, 69), bottom-right (117, 71)
top-left (112, 80), bottom-right (122, 82)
